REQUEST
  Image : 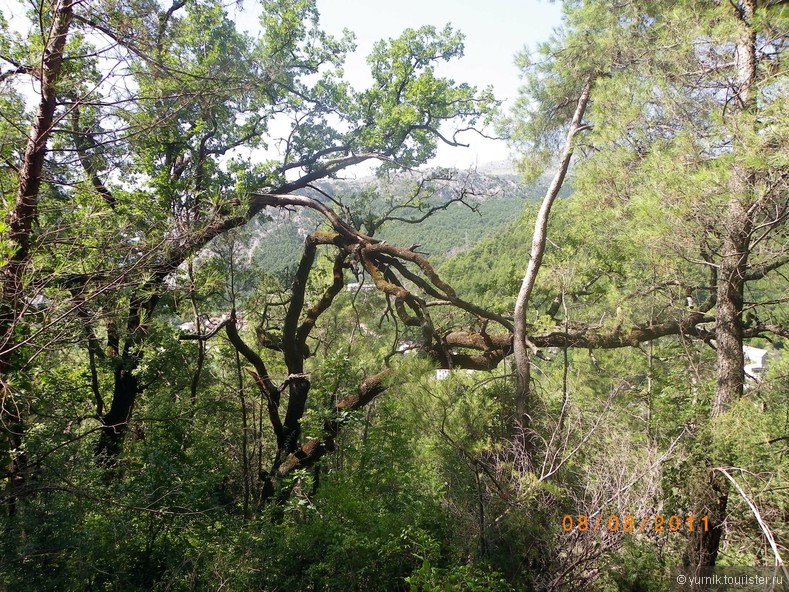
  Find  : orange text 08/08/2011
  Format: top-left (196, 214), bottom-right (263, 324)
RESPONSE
top-left (562, 515), bottom-right (710, 534)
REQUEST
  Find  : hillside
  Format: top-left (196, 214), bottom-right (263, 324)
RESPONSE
top-left (248, 163), bottom-right (559, 274)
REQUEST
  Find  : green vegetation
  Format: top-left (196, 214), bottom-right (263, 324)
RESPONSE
top-left (0, 0), bottom-right (787, 591)
top-left (252, 195), bottom-right (530, 275)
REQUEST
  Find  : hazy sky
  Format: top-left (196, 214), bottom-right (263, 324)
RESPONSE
top-left (314, 0), bottom-right (564, 168)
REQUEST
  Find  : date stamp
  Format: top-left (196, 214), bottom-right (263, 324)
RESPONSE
top-left (562, 514), bottom-right (710, 533)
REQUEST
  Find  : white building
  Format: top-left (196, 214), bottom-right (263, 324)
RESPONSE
top-left (743, 345), bottom-right (770, 382)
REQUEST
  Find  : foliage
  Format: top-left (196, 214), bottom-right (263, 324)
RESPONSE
top-left (0, 0), bottom-right (787, 591)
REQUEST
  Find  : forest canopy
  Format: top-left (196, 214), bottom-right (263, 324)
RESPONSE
top-left (0, 1), bottom-right (787, 591)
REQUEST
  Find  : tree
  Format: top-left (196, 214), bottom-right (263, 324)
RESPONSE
top-left (0, 1), bottom-right (511, 585)
top-left (505, 0), bottom-right (788, 575)
top-left (0, 0), bottom-right (498, 483)
top-left (511, 77), bottom-right (592, 446)
top-left (1, 0), bottom-right (786, 588)
top-left (1, 0), bottom-right (75, 518)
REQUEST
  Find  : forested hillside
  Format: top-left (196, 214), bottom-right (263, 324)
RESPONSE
top-left (0, 1), bottom-right (787, 591)
top-left (248, 165), bottom-right (555, 274)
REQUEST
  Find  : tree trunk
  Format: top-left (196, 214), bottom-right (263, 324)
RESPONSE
top-left (0, 0), bottom-right (75, 519)
top-left (683, 466), bottom-right (729, 573)
top-left (283, 376), bottom-right (311, 453)
top-left (684, 0), bottom-right (756, 571)
top-left (711, 0), bottom-right (756, 418)
top-left (513, 79), bottom-right (592, 443)
top-left (94, 295), bottom-right (156, 462)
top-left (96, 366), bottom-right (139, 462)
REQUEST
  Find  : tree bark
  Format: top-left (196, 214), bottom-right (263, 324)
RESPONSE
top-left (95, 367), bottom-right (139, 463)
top-left (712, 0), bottom-right (756, 418)
top-left (512, 79), bottom-right (592, 435)
top-left (0, 0), bottom-right (75, 518)
top-left (282, 376), bottom-right (311, 454)
top-left (685, 0), bottom-right (756, 572)
top-left (95, 295), bottom-right (156, 461)
top-left (683, 465), bottom-right (730, 573)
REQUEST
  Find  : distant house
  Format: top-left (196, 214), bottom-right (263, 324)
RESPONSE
top-left (435, 369), bottom-right (451, 381)
top-left (743, 345), bottom-right (770, 382)
top-left (177, 312), bottom-right (245, 334)
top-left (706, 342), bottom-right (777, 384)
top-left (29, 294), bottom-right (50, 310)
top-left (346, 282), bottom-right (376, 292)
top-left (434, 368), bottom-right (476, 381)
top-left (397, 340), bottom-right (417, 354)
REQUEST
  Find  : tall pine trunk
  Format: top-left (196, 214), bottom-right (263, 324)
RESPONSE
top-left (683, 0), bottom-right (756, 572)
top-left (513, 79), bottom-right (592, 453)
